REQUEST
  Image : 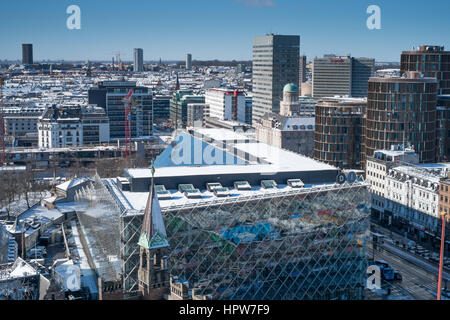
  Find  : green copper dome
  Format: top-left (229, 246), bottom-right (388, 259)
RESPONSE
top-left (283, 83), bottom-right (299, 93)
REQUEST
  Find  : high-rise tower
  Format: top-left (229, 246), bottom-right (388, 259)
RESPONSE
top-left (22, 44), bottom-right (33, 65)
top-left (134, 48), bottom-right (144, 72)
top-left (252, 34), bottom-right (300, 124)
top-left (401, 45), bottom-right (450, 95)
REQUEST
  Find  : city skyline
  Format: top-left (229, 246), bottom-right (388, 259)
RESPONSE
top-left (0, 0), bottom-right (449, 62)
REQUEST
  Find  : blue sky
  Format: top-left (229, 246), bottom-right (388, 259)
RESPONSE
top-left (0, 0), bottom-right (449, 62)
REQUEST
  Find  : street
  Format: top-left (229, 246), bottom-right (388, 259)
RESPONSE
top-left (369, 222), bottom-right (449, 300)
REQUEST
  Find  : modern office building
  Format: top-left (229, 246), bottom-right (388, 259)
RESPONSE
top-left (314, 97), bottom-right (366, 169)
top-left (252, 34), bottom-right (300, 123)
top-left (186, 54), bottom-right (192, 70)
top-left (153, 96), bottom-right (171, 123)
top-left (299, 55), bottom-right (307, 85)
top-left (437, 95), bottom-right (450, 161)
top-left (187, 103), bottom-right (209, 128)
top-left (134, 48), bottom-right (144, 72)
top-left (74, 128), bottom-right (370, 300)
top-left (205, 88), bottom-right (248, 124)
top-left (245, 95), bottom-right (252, 125)
top-left (364, 72), bottom-right (438, 165)
top-left (80, 105), bottom-right (111, 146)
top-left (22, 44), bottom-right (33, 65)
top-left (312, 55), bottom-right (374, 98)
top-left (401, 45), bottom-right (450, 95)
top-left (170, 90), bottom-right (205, 129)
top-left (88, 81), bottom-right (153, 141)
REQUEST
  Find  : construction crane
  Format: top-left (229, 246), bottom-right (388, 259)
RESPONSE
top-left (437, 210), bottom-right (448, 300)
top-left (123, 88), bottom-right (134, 159)
top-left (0, 76), bottom-right (5, 167)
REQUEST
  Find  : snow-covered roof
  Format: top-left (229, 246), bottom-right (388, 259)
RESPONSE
top-left (57, 177), bottom-right (93, 192)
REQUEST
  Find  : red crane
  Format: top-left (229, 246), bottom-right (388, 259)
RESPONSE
top-left (0, 76), bottom-right (5, 167)
top-left (123, 88), bottom-right (134, 159)
top-left (437, 210), bottom-right (448, 300)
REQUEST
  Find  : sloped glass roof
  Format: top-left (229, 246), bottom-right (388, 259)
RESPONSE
top-left (154, 131), bottom-right (248, 168)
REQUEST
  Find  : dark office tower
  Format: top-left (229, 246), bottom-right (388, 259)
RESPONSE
top-left (364, 72), bottom-right (438, 166)
top-left (22, 44), bottom-right (33, 65)
top-left (312, 55), bottom-right (374, 98)
top-left (186, 54), bottom-right (192, 70)
top-left (437, 95), bottom-right (450, 161)
top-left (134, 48), bottom-right (144, 72)
top-left (252, 34), bottom-right (300, 124)
top-left (88, 81), bottom-right (153, 141)
top-left (401, 45), bottom-right (450, 95)
top-left (299, 55), bottom-right (307, 84)
top-left (314, 97), bottom-right (366, 169)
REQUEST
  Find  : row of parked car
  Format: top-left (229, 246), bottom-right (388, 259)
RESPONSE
top-left (394, 240), bottom-right (450, 268)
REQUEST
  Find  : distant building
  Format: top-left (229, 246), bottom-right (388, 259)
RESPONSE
top-left (245, 95), bottom-right (252, 125)
top-left (22, 44), bottom-right (33, 65)
top-left (170, 90), bottom-right (204, 129)
top-left (205, 88), bottom-right (248, 124)
top-left (364, 72), bottom-right (438, 165)
top-left (88, 81), bottom-right (153, 140)
top-left (3, 105), bottom-right (45, 141)
top-left (301, 82), bottom-right (312, 97)
top-left (153, 96), bottom-right (171, 123)
top-left (187, 103), bottom-right (209, 128)
top-left (299, 55), bottom-right (307, 84)
top-left (252, 34), bottom-right (300, 123)
top-left (279, 83), bottom-right (314, 117)
top-left (256, 83), bottom-right (315, 156)
top-left (80, 105), bottom-right (110, 146)
top-left (134, 48), bottom-right (144, 72)
top-left (256, 113), bottom-right (314, 157)
top-left (38, 105), bottom-right (109, 148)
top-left (186, 54), bottom-right (192, 70)
top-left (312, 54), bottom-right (374, 98)
top-left (314, 97), bottom-right (366, 169)
top-left (401, 45), bottom-right (450, 95)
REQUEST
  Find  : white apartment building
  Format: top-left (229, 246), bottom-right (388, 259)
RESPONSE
top-left (366, 147), bottom-right (419, 216)
top-left (384, 166), bottom-right (443, 234)
top-left (205, 89), bottom-right (248, 124)
top-left (38, 105), bottom-right (109, 148)
top-left (366, 147), bottom-right (448, 237)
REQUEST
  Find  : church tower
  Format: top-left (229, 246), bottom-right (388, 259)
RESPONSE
top-left (137, 165), bottom-right (170, 300)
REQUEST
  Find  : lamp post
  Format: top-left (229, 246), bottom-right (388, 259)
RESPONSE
top-left (437, 210), bottom-right (448, 300)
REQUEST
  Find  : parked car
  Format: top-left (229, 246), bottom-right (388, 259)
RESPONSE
top-left (393, 270), bottom-right (402, 281)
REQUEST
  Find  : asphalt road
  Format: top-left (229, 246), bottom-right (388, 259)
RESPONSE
top-left (372, 244), bottom-right (439, 300)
